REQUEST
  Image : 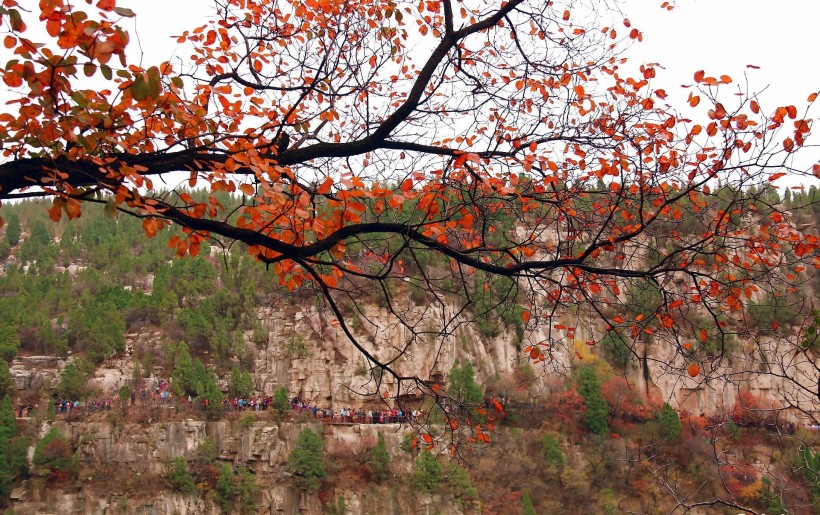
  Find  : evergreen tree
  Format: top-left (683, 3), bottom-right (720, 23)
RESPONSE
top-left (5, 213), bottom-right (20, 247)
top-left (197, 370), bottom-right (224, 421)
top-left (658, 402), bottom-right (682, 441)
top-left (0, 325), bottom-right (20, 362)
top-left (410, 450), bottom-right (443, 492)
top-left (0, 395), bottom-right (16, 439)
top-left (228, 366), bottom-right (253, 398)
top-left (56, 363), bottom-right (85, 400)
top-left (0, 359), bottom-right (13, 399)
top-left (215, 464), bottom-right (235, 512)
top-left (0, 434), bottom-right (10, 506)
top-left (273, 387), bottom-right (290, 412)
top-left (288, 428), bottom-right (327, 493)
top-left (236, 467), bottom-right (258, 514)
top-left (521, 489), bottom-right (536, 515)
top-left (448, 360), bottom-right (483, 405)
top-left (166, 457), bottom-right (196, 495)
top-left (371, 432), bottom-right (390, 482)
top-left (576, 366), bottom-right (609, 435)
top-left (541, 432), bottom-right (566, 470)
top-left (33, 427), bottom-right (75, 477)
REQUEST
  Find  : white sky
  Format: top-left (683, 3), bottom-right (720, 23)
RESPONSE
top-left (620, 0), bottom-right (820, 111)
top-left (125, 0), bottom-right (820, 186)
top-left (130, 0), bottom-right (820, 108)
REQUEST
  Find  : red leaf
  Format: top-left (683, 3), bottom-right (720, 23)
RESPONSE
top-left (96, 0), bottom-right (116, 12)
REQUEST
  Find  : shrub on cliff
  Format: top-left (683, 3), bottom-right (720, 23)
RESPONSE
top-left (167, 457), bottom-right (196, 495)
top-left (288, 428), bottom-right (327, 493)
top-left (33, 427), bottom-right (76, 479)
top-left (410, 450), bottom-right (443, 493)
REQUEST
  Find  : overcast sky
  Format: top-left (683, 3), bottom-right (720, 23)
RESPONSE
top-left (129, 0), bottom-right (820, 110)
top-left (620, 0), bottom-right (820, 112)
top-left (125, 0), bottom-right (819, 184)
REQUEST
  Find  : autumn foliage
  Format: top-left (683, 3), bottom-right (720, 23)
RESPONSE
top-left (0, 0), bottom-right (818, 435)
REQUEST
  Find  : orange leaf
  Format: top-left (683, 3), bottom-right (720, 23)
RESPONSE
top-left (492, 398), bottom-right (503, 412)
top-left (48, 203), bottom-right (62, 222)
top-left (750, 100), bottom-right (760, 114)
top-left (522, 310), bottom-right (530, 323)
top-left (782, 138), bottom-right (794, 152)
top-left (768, 172), bottom-right (786, 182)
top-left (563, 9), bottom-right (570, 21)
top-left (687, 363), bottom-right (700, 377)
top-left (574, 85), bottom-right (585, 98)
top-left (3, 36), bottom-right (15, 49)
top-left (96, 0), bottom-right (116, 11)
top-left (449, 419), bottom-right (458, 430)
top-left (422, 433), bottom-right (432, 444)
top-left (689, 95), bottom-right (700, 108)
top-left (808, 92), bottom-right (818, 102)
top-left (694, 70), bottom-right (705, 83)
top-left (239, 183), bottom-right (255, 195)
top-left (65, 200), bottom-right (82, 220)
top-left (771, 320), bottom-right (779, 331)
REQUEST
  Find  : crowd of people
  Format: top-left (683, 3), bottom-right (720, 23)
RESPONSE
top-left (21, 381), bottom-right (423, 427)
top-left (20, 382), bottom-right (815, 435)
top-left (289, 398), bottom-right (422, 424)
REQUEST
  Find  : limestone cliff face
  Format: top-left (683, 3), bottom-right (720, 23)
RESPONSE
top-left (10, 295), bottom-right (817, 419)
top-left (12, 420), bottom-right (467, 515)
top-left (247, 301), bottom-right (818, 421)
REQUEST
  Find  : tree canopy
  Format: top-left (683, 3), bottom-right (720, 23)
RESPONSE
top-left (0, 0), bottom-right (818, 438)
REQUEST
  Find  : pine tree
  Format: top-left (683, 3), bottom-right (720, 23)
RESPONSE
top-left (448, 360), bottom-right (483, 405)
top-left (0, 360), bottom-right (13, 400)
top-left (288, 428), bottom-right (327, 493)
top-left (576, 366), bottom-right (609, 435)
top-left (215, 464), bottom-right (235, 511)
top-left (0, 395), bottom-right (16, 439)
top-left (5, 213), bottom-right (20, 247)
top-left (410, 450), bottom-right (443, 492)
top-left (521, 489), bottom-right (537, 515)
top-left (371, 432), bottom-right (390, 482)
top-left (659, 402), bottom-right (682, 441)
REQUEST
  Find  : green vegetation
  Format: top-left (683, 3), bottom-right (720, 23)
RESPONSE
top-left (447, 463), bottom-right (478, 503)
top-left (0, 396), bottom-right (28, 506)
top-left (56, 363), bottom-right (86, 400)
top-left (801, 446), bottom-right (820, 503)
top-left (448, 360), bottom-right (483, 405)
top-left (0, 325), bottom-right (20, 362)
top-left (371, 432), bottom-right (390, 482)
top-left (658, 402), bottom-right (682, 441)
top-left (521, 489), bottom-right (536, 515)
top-left (599, 332), bottom-right (631, 369)
top-left (288, 428), bottom-right (327, 493)
top-left (228, 366), bottom-right (254, 398)
top-left (214, 464), bottom-right (235, 512)
top-left (541, 432), bottom-right (566, 470)
top-left (33, 427), bottom-right (75, 478)
top-left (410, 450), bottom-right (443, 492)
top-left (236, 467), bottom-right (258, 514)
top-left (326, 495), bottom-right (346, 515)
top-left (576, 366), bottom-right (609, 435)
top-left (0, 359), bottom-right (12, 399)
top-left (273, 387), bottom-right (290, 412)
top-left (5, 213), bottom-right (20, 247)
top-left (167, 457), bottom-right (196, 495)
